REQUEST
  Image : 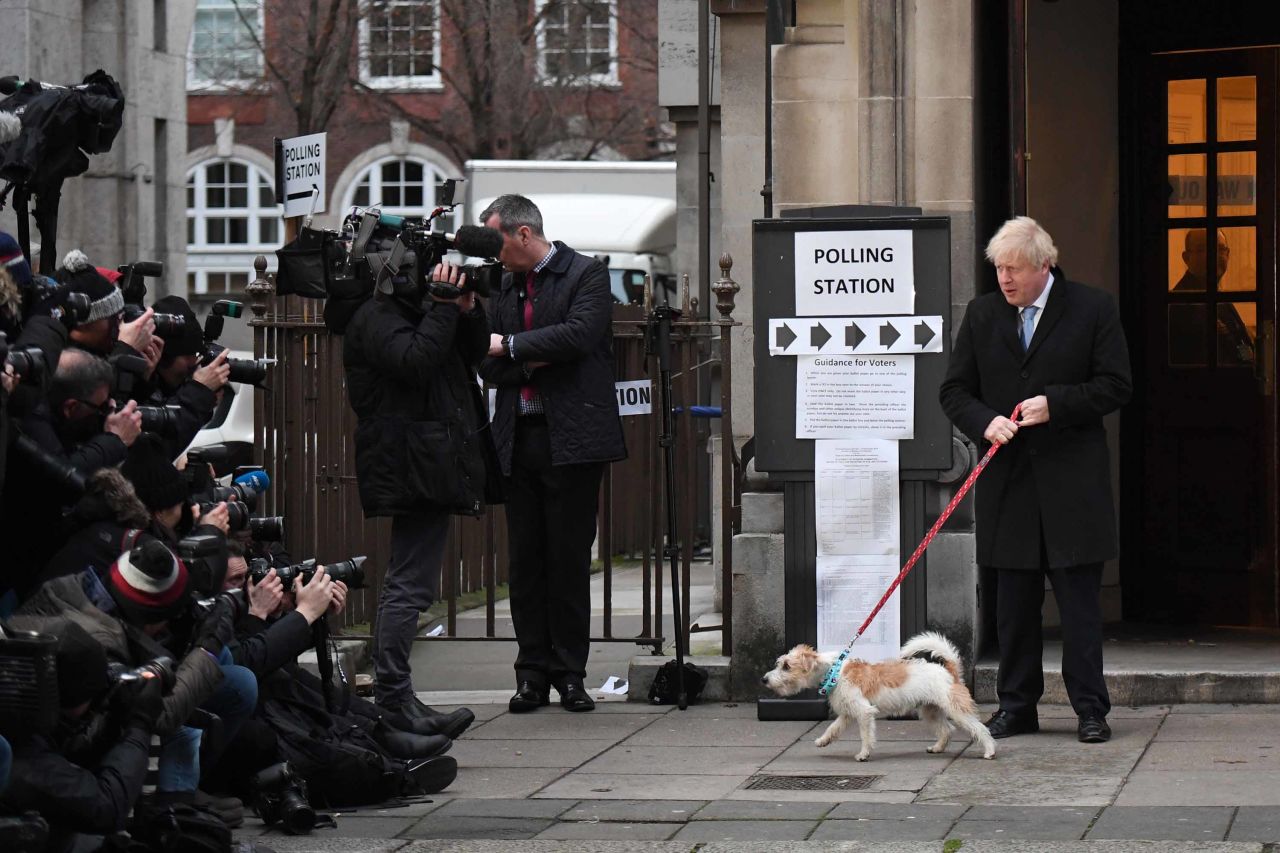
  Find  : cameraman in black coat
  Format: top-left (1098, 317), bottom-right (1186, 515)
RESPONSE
top-left (342, 260), bottom-right (491, 739)
top-left (478, 194), bottom-right (626, 713)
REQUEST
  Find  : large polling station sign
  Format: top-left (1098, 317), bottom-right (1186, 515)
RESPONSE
top-left (274, 133), bottom-right (327, 218)
top-left (794, 230), bottom-right (914, 316)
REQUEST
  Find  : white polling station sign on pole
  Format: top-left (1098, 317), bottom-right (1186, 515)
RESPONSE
top-left (274, 132), bottom-right (327, 219)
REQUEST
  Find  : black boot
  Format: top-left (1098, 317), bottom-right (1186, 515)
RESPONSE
top-left (371, 721), bottom-right (453, 759)
top-left (380, 696), bottom-right (474, 739)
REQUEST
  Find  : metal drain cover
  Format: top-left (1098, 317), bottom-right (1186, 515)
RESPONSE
top-left (744, 774), bottom-right (881, 791)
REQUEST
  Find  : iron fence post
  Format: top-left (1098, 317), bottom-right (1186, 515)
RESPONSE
top-left (712, 253), bottom-right (740, 654)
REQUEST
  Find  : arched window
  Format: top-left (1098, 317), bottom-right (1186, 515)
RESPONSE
top-left (341, 156), bottom-right (459, 232)
top-left (186, 157), bottom-right (281, 302)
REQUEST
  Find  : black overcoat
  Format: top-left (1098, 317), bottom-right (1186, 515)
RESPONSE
top-left (938, 270), bottom-right (1132, 569)
top-left (479, 242), bottom-right (626, 476)
top-left (343, 293), bottom-right (497, 517)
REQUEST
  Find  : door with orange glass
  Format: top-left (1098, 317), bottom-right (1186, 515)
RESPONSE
top-left (1136, 51), bottom-right (1274, 625)
top-left (1136, 50), bottom-right (1277, 626)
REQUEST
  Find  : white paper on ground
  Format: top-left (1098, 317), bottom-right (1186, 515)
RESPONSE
top-left (598, 676), bottom-right (629, 695)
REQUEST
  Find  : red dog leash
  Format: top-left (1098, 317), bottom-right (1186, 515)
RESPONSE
top-left (818, 404), bottom-right (1023, 696)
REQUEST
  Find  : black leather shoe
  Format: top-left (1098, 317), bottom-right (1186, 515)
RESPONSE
top-left (558, 681), bottom-right (596, 712)
top-left (985, 709), bottom-right (1039, 738)
top-left (1077, 715), bottom-right (1111, 743)
top-left (509, 680), bottom-right (550, 713)
top-left (371, 722), bottom-right (453, 759)
top-left (379, 697), bottom-right (475, 739)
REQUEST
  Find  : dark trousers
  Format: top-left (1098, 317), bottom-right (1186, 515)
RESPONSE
top-left (505, 417), bottom-right (604, 689)
top-left (374, 509), bottom-right (449, 706)
top-left (995, 557), bottom-right (1110, 720)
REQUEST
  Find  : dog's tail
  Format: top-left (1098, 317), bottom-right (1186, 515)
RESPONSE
top-left (900, 631), bottom-right (964, 681)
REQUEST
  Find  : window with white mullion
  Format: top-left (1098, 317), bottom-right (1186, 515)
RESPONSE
top-left (360, 0), bottom-right (442, 90)
top-left (537, 0), bottom-right (618, 86)
top-left (189, 0), bottom-right (264, 90)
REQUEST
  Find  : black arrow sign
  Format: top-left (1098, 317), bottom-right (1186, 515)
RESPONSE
top-left (879, 322), bottom-right (901, 348)
top-left (811, 323), bottom-right (832, 349)
top-left (776, 323), bottom-right (797, 350)
top-left (845, 322), bottom-right (866, 349)
top-left (915, 321), bottom-right (936, 348)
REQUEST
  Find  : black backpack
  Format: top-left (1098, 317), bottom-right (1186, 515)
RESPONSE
top-left (129, 800), bottom-right (231, 853)
top-left (258, 682), bottom-right (418, 807)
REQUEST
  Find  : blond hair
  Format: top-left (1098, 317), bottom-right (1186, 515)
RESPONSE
top-left (985, 216), bottom-right (1059, 269)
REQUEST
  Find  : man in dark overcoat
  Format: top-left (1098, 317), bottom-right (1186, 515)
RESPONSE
top-left (479, 194), bottom-right (626, 713)
top-left (939, 216), bottom-right (1132, 744)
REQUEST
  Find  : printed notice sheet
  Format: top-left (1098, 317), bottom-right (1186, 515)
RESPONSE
top-left (815, 438), bottom-right (900, 556)
top-left (816, 555), bottom-right (901, 659)
top-left (796, 355), bottom-right (914, 439)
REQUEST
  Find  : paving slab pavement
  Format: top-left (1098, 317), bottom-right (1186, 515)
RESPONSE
top-left (235, 699), bottom-right (1280, 849)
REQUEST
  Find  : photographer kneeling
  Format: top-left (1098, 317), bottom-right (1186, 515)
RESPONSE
top-left (0, 620), bottom-right (164, 853)
top-left (343, 260), bottom-right (498, 738)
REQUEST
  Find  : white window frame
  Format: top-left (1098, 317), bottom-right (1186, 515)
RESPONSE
top-left (186, 157), bottom-right (282, 301)
top-left (342, 155), bottom-right (460, 231)
top-left (358, 0), bottom-right (444, 92)
top-left (535, 0), bottom-right (619, 88)
top-left (187, 0), bottom-right (266, 92)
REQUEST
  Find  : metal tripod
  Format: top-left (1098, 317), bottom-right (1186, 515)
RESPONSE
top-left (646, 301), bottom-right (689, 710)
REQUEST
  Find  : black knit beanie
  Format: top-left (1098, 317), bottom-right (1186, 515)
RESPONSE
top-left (152, 295), bottom-right (204, 358)
top-left (121, 435), bottom-right (189, 512)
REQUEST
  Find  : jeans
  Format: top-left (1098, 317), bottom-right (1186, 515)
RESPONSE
top-left (157, 651), bottom-right (259, 792)
top-left (0, 734), bottom-right (11, 794)
top-left (374, 510), bottom-right (449, 706)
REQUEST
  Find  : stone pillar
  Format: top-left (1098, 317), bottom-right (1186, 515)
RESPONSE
top-left (0, 0), bottom-right (192, 289)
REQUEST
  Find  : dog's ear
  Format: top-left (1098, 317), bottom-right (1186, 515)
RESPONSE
top-left (793, 645), bottom-right (820, 674)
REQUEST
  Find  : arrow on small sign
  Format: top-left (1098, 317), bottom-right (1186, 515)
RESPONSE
top-left (811, 323), bottom-right (832, 349)
top-left (845, 322), bottom-right (866, 349)
top-left (776, 323), bottom-right (797, 350)
top-left (880, 322), bottom-right (901, 348)
top-left (915, 321), bottom-right (936, 348)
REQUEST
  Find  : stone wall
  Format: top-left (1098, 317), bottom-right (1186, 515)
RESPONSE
top-left (0, 0), bottom-right (192, 294)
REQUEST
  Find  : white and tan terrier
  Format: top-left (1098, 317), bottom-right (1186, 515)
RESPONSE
top-left (761, 632), bottom-right (996, 762)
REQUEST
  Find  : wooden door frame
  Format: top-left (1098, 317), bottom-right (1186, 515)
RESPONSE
top-left (1120, 45), bottom-right (1279, 626)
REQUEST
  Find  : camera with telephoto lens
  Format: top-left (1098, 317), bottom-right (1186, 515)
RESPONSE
top-left (123, 303), bottom-right (185, 337)
top-left (27, 277), bottom-right (92, 328)
top-left (107, 655), bottom-right (177, 693)
top-left (136, 403), bottom-right (182, 436)
top-left (248, 555), bottom-right (366, 592)
top-left (0, 331), bottom-right (47, 385)
top-left (251, 761), bottom-right (315, 835)
top-left (116, 260), bottom-right (164, 308)
top-left (176, 529), bottom-right (228, 594)
top-left (196, 499), bottom-right (285, 541)
top-left (201, 342), bottom-right (274, 387)
top-left (10, 432), bottom-right (87, 495)
top-left (192, 586), bottom-right (246, 622)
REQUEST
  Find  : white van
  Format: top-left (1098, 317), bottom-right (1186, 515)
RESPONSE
top-left (466, 160), bottom-right (677, 305)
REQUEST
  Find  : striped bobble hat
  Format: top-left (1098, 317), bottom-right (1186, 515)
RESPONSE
top-left (107, 536), bottom-right (191, 624)
top-left (58, 249), bottom-right (124, 323)
top-left (0, 230), bottom-right (31, 290)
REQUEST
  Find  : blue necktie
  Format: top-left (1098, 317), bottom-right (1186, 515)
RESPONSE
top-left (1020, 305), bottom-right (1038, 351)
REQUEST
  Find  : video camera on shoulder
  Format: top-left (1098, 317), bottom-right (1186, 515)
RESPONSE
top-left (342, 179), bottom-right (505, 303)
top-left (248, 555), bottom-right (366, 592)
